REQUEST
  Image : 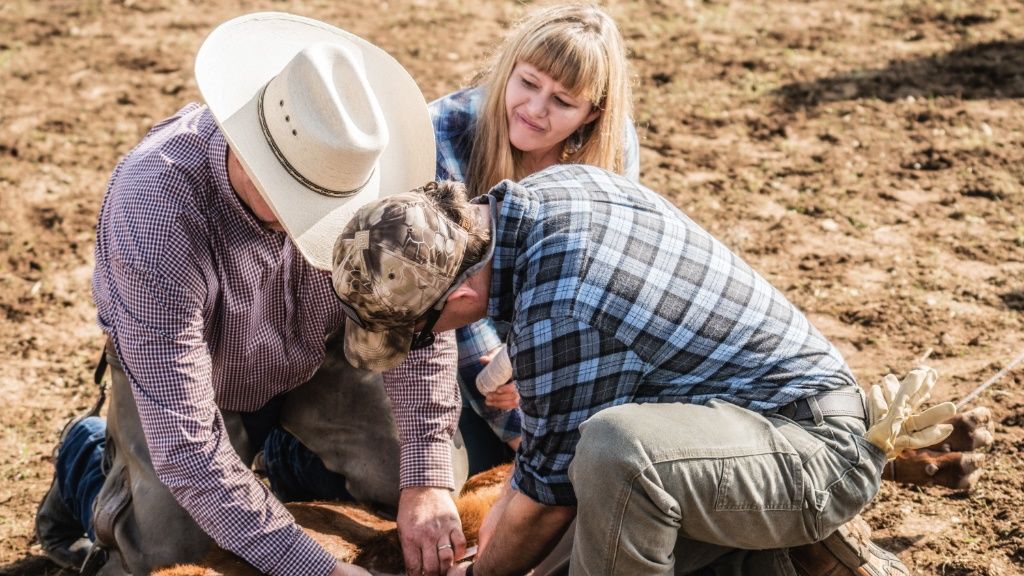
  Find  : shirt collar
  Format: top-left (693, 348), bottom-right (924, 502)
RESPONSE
top-left (478, 179), bottom-right (536, 322)
top-left (208, 127), bottom-right (281, 237)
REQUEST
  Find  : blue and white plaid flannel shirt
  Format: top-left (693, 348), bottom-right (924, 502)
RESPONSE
top-left (429, 87), bottom-right (641, 442)
top-left (480, 165), bottom-right (858, 506)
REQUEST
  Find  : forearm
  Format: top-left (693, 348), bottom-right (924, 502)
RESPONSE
top-left (383, 331), bottom-right (461, 489)
top-left (473, 491), bottom-right (575, 576)
top-left (119, 338), bottom-right (333, 575)
top-left (139, 401), bottom-right (335, 576)
top-left (456, 320), bottom-right (521, 442)
top-left (385, 332), bottom-right (467, 575)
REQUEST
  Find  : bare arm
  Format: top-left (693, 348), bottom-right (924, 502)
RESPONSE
top-left (463, 485), bottom-right (575, 576)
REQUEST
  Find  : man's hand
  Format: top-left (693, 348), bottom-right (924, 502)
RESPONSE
top-left (484, 382), bottom-right (520, 410)
top-left (398, 486), bottom-right (466, 576)
top-left (866, 366), bottom-right (957, 460)
top-left (330, 562), bottom-right (372, 576)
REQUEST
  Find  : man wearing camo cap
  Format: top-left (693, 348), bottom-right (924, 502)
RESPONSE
top-left (331, 164), bottom-right (958, 576)
top-left (332, 181), bottom-right (490, 372)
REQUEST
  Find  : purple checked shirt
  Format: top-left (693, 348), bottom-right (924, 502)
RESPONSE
top-left (92, 104), bottom-right (459, 576)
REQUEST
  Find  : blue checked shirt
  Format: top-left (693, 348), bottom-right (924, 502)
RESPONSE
top-left (481, 165), bottom-right (858, 506)
top-left (429, 87), bottom-right (641, 442)
top-left (92, 104), bottom-right (460, 576)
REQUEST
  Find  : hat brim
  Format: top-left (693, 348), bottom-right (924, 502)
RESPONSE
top-left (343, 318), bottom-right (414, 372)
top-left (195, 12), bottom-right (435, 270)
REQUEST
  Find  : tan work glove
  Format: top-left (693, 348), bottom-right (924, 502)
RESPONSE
top-left (866, 367), bottom-right (957, 460)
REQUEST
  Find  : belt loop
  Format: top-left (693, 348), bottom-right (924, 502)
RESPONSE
top-left (857, 387), bottom-right (870, 426)
top-left (807, 395), bottom-right (825, 426)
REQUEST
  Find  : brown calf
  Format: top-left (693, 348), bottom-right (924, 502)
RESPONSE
top-left (152, 465), bottom-right (509, 576)
top-left (883, 407), bottom-right (993, 491)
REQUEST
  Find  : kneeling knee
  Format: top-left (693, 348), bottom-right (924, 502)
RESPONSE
top-left (573, 407), bottom-right (645, 481)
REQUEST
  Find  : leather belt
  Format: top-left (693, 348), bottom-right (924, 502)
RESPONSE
top-left (775, 387), bottom-right (866, 422)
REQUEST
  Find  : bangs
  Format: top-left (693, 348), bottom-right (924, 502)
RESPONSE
top-left (519, 30), bottom-right (609, 106)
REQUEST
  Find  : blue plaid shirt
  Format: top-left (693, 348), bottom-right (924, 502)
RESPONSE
top-left (482, 165), bottom-right (857, 506)
top-left (429, 87), bottom-right (641, 442)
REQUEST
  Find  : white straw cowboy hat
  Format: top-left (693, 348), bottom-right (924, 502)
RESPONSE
top-left (194, 12), bottom-right (435, 270)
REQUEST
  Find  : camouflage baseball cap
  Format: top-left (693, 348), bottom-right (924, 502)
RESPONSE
top-left (331, 190), bottom-right (469, 371)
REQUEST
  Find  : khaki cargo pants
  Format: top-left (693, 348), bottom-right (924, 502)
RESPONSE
top-left (86, 342), bottom-right (468, 575)
top-left (568, 397), bottom-right (886, 576)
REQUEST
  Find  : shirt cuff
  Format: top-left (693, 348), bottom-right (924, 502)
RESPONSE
top-left (264, 526), bottom-right (337, 576)
top-left (511, 461), bottom-right (574, 507)
top-left (399, 438), bottom-right (455, 490)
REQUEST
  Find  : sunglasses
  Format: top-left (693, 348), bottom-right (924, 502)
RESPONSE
top-left (410, 304), bottom-right (444, 350)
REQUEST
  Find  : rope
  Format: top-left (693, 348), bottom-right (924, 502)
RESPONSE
top-left (957, 347), bottom-right (1024, 409)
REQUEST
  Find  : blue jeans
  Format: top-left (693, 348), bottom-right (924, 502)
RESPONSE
top-left (262, 427), bottom-right (354, 503)
top-left (55, 417), bottom-right (106, 540)
top-left (55, 414), bottom-right (352, 539)
top-left (458, 400), bottom-right (514, 477)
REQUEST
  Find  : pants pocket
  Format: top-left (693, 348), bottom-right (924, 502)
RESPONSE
top-left (797, 424), bottom-right (883, 541)
top-left (715, 450), bottom-right (803, 512)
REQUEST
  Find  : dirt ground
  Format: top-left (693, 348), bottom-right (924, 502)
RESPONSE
top-left (1, 0), bottom-right (1022, 574)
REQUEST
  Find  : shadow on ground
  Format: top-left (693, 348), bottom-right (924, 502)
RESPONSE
top-left (775, 39), bottom-right (1024, 108)
top-left (0, 555), bottom-right (66, 576)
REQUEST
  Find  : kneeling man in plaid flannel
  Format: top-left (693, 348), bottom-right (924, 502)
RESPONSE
top-left (330, 165), bottom-right (912, 576)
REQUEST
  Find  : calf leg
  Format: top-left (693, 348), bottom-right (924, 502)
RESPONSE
top-left (883, 449), bottom-right (986, 491)
top-left (923, 407), bottom-right (993, 452)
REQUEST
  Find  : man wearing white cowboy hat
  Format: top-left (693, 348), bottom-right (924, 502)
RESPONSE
top-left (34, 12), bottom-right (470, 576)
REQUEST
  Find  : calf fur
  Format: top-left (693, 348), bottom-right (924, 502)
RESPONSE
top-left (152, 465), bottom-right (508, 576)
top-left (883, 407), bottom-right (993, 491)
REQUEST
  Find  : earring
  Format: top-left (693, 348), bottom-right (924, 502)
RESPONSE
top-left (561, 127), bottom-right (585, 161)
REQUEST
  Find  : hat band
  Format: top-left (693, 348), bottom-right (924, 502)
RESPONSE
top-left (257, 84), bottom-right (373, 198)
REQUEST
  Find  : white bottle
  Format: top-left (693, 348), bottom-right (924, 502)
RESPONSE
top-left (476, 344), bottom-right (512, 395)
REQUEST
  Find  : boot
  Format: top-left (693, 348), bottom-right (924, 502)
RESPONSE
top-left (36, 475), bottom-right (92, 570)
top-left (790, 516), bottom-right (910, 576)
top-left (35, 410), bottom-right (105, 571)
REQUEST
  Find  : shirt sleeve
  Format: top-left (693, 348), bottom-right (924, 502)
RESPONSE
top-left (508, 317), bottom-right (642, 506)
top-left (100, 256), bottom-right (335, 576)
top-left (383, 330), bottom-right (462, 489)
top-left (429, 88), bottom-right (480, 185)
top-left (455, 318), bottom-right (522, 442)
top-left (430, 91), bottom-right (460, 182)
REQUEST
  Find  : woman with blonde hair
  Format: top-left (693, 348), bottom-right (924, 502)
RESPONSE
top-left (429, 2), bottom-right (639, 474)
top-left (433, 2), bottom-right (638, 195)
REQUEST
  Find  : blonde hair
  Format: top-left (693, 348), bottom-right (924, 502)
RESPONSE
top-left (465, 3), bottom-right (632, 197)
